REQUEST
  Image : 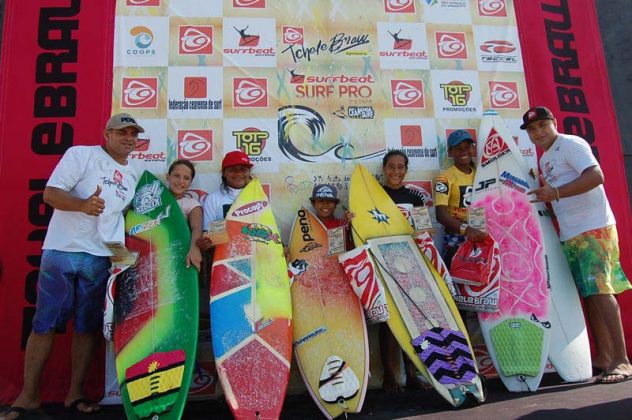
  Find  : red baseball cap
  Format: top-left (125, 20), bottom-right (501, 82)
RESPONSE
top-left (222, 150), bottom-right (253, 170)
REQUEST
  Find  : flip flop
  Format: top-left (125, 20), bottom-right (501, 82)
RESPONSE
top-left (592, 367), bottom-right (605, 377)
top-left (1, 406), bottom-right (45, 419)
top-left (596, 371), bottom-right (632, 384)
top-left (65, 398), bottom-right (101, 415)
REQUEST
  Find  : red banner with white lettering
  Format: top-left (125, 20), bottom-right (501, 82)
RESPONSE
top-left (0, 0), bottom-right (115, 403)
top-left (514, 0), bottom-right (632, 351)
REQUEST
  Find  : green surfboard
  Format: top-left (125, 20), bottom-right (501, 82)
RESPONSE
top-left (114, 170), bottom-right (199, 420)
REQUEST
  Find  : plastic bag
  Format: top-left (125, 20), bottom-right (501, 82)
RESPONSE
top-left (449, 236), bottom-right (499, 286)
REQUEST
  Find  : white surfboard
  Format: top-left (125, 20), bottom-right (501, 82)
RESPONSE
top-left (473, 110), bottom-right (551, 392)
top-left (478, 111), bottom-right (591, 383)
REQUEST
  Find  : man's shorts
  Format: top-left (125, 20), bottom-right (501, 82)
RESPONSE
top-left (32, 249), bottom-right (111, 334)
top-left (561, 225), bottom-right (631, 298)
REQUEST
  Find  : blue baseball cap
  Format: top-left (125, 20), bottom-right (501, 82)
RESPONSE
top-left (310, 184), bottom-right (339, 202)
top-left (447, 129), bottom-right (475, 148)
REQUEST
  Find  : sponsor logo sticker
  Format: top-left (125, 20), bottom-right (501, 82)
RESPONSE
top-left (480, 128), bottom-right (510, 167)
top-left (133, 180), bottom-right (163, 214)
top-left (232, 200), bottom-right (268, 217)
top-left (435, 181), bottom-right (448, 194)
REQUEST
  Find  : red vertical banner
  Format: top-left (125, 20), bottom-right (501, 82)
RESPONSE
top-left (0, 0), bottom-right (116, 403)
top-left (515, 0), bottom-right (632, 353)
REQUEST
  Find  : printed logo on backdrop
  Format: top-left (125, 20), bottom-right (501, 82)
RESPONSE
top-left (489, 81), bottom-right (520, 109)
top-left (384, 119), bottom-right (438, 169)
top-left (400, 125), bottom-right (438, 162)
top-left (441, 81), bottom-right (471, 107)
top-left (283, 26), bottom-right (304, 45)
top-left (281, 31), bottom-right (371, 63)
top-left (128, 26), bottom-right (155, 56)
top-left (223, 18), bottom-right (276, 66)
top-left (130, 137), bottom-right (167, 163)
top-left (504, 120), bottom-right (537, 163)
top-left (179, 26), bottom-right (213, 55)
top-left (233, 127), bottom-right (271, 162)
top-left (404, 181), bottom-right (434, 206)
top-left (167, 67), bottom-right (223, 118)
top-left (177, 130), bottom-right (213, 161)
top-left (127, 0), bottom-right (160, 6)
top-left (479, 39), bottom-right (517, 63)
top-left (184, 77), bottom-right (207, 98)
top-left (233, 78), bottom-right (268, 108)
top-left (292, 73), bottom-right (375, 102)
top-left (384, 0), bottom-right (416, 13)
top-left (278, 105), bottom-right (384, 162)
top-left (122, 78), bottom-right (158, 108)
top-left (332, 105), bottom-right (375, 120)
top-left (235, 26), bottom-right (260, 47)
top-left (233, 0), bottom-right (265, 8)
top-left (391, 80), bottom-right (424, 108)
top-left (477, 0), bottom-right (507, 17)
top-left (435, 32), bottom-right (467, 59)
top-left (401, 125), bottom-right (422, 146)
top-left (224, 119), bottom-right (278, 170)
top-left (288, 68), bottom-right (305, 84)
top-left (432, 70), bottom-right (481, 117)
top-left (378, 23), bottom-right (429, 69)
top-left (426, 0), bottom-right (467, 7)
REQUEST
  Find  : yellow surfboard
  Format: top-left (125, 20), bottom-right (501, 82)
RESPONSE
top-left (349, 164), bottom-right (485, 407)
top-left (289, 207), bottom-right (369, 419)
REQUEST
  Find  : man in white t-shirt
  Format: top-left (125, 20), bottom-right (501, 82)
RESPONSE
top-left (3, 113), bottom-right (143, 419)
top-left (524, 106), bottom-right (632, 384)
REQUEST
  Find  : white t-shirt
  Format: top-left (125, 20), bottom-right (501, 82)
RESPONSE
top-left (202, 185), bottom-right (242, 229)
top-left (43, 146), bottom-right (138, 256)
top-left (539, 133), bottom-right (615, 241)
top-left (177, 196), bottom-right (201, 219)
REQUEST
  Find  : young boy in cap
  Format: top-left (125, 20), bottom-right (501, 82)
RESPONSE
top-left (197, 150), bottom-right (254, 251)
top-left (310, 184), bottom-right (354, 251)
top-left (524, 106), bottom-right (632, 384)
top-left (435, 129), bottom-right (487, 267)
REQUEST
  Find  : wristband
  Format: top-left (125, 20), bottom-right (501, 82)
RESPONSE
top-left (459, 223), bottom-right (469, 235)
top-left (554, 187), bottom-right (560, 202)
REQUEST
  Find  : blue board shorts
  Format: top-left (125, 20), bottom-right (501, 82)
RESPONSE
top-left (32, 249), bottom-right (111, 334)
